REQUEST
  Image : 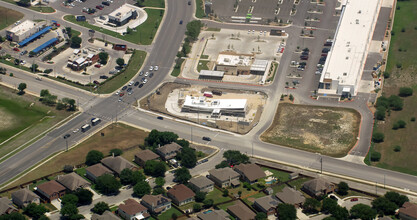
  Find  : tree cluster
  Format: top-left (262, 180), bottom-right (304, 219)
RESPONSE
top-left (95, 173), bottom-right (122, 195)
top-left (70, 36), bottom-right (82, 48)
top-left (177, 20), bottom-right (203, 58)
top-left (24, 203), bottom-right (48, 220)
top-left (144, 160), bottom-right (166, 177)
top-left (174, 167), bottom-right (191, 184)
top-left (85, 150), bottom-right (104, 166)
top-left (99, 52), bottom-right (109, 65)
top-left (60, 193), bottom-right (85, 220)
top-left (216, 150), bottom-right (250, 168)
top-left (372, 191), bottom-right (409, 215)
top-left (39, 89), bottom-right (76, 111)
top-left (120, 168), bottom-right (145, 185)
top-left (145, 129), bottom-right (179, 149)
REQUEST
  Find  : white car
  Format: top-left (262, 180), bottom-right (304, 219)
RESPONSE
top-left (149, 66), bottom-right (153, 71)
top-left (142, 78), bottom-right (148, 84)
top-left (145, 72), bottom-right (149, 77)
top-left (73, 128), bottom-right (79, 133)
top-left (20, 60), bottom-right (26, 65)
top-left (154, 65), bottom-right (159, 71)
top-left (128, 81), bottom-right (134, 86)
top-left (115, 90), bottom-right (120, 95)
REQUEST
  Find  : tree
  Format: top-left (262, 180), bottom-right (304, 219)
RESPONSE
top-left (31, 64), bottom-right (38, 72)
top-left (174, 167), bottom-right (191, 184)
top-left (176, 139), bottom-right (190, 148)
top-left (277, 203), bottom-right (297, 220)
top-left (388, 95), bottom-right (403, 110)
top-left (92, 202), bottom-right (110, 215)
top-left (177, 146), bottom-right (197, 168)
top-left (71, 36), bottom-right (82, 48)
top-left (302, 198), bottom-right (320, 214)
top-left (372, 197), bottom-right (397, 215)
top-left (40, 89), bottom-right (50, 97)
top-left (370, 151), bottom-right (381, 162)
top-left (399, 87), bottom-right (413, 97)
top-left (116, 58), bottom-right (125, 67)
top-left (99, 52), bottom-right (109, 65)
top-left (61, 194), bottom-right (78, 206)
top-left (152, 186), bottom-right (166, 195)
top-left (372, 132), bottom-right (385, 143)
top-left (85, 150), bottom-right (104, 166)
top-left (222, 189), bottom-right (229, 197)
top-left (375, 107), bottom-right (386, 120)
top-left (331, 206), bottom-right (348, 220)
top-left (18, 83), bottom-right (27, 95)
top-left (255, 212), bottom-right (267, 220)
top-left (145, 129), bottom-right (179, 149)
top-left (120, 168), bottom-right (135, 185)
top-left (337, 182), bottom-right (349, 196)
top-left (195, 191), bottom-right (206, 202)
top-left (132, 171), bottom-right (146, 185)
top-left (321, 198), bottom-right (338, 214)
top-left (24, 203), bottom-right (47, 219)
top-left (63, 165), bottom-right (74, 173)
top-left (193, 203), bottom-right (202, 212)
top-left (0, 212), bottom-right (26, 220)
top-left (384, 191), bottom-right (409, 207)
top-left (397, 120), bottom-right (406, 128)
top-left (215, 161), bottom-right (229, 169)
top-left (223, 150), bottom-right (250, 166)
top-left (133, 181), bottom-right (151, 198)
top-left (350, 204), bottom-right (377, 220)
top-left (96, 174), bottom-right (121, 195)
top-left (61, 98), bottom-right (76, 111)
top-left (73, 189), bottom-right (93, 206)
top-left (203, 199), bottom-right (214, 208)
top-left (60, 203), bottom-right (79, 219)
top-left (38, 216), bottom-right (50, 220)
top-left (66, 27), bottom-right (72, 38)
top-left (144, 160), bottom-right (166, 177)
top-left (155, 177), bottom-right (165, 187)
top-left (18, 0), bottom-right (31, 7)
top-left (186, 20), bottom-right (203, 41)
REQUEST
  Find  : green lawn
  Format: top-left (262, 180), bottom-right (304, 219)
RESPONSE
top-left (171, 59), bottom-right (185, 77)
top-left (64, 9), bottom-right (164, 45)
top-left (0, 0), bottom-right (55, 13)
top-left (197, 60), bottom-right (210, 72)
top-left (228, 184), bottom-right (259, 198)
top-left (0, 6), bottom-right (23, 30)
top-left (195, 0), bottom-right (205, 18)
top-left (217, 201), bottom-right (236, 211)
top-left (287, 177), bottom-right (311, 191)
top-left (261, 167), bottom-right (290, 182)
top-left (206, 28), bottom-right (221, 32)
top-left (242, 192), bottom-right (266, 206)
top-left (206, 188), bottom-right (232, 204)
top-left (200, 55), bottom-right (209, 59)
top-left (140, 0), bottom-right (165, 8)
top-left (271, 183), bottom-right (286, 193)
top-left (157, 207), bottom-right (182, 219)
top-left (0, 57), bottom-right (32, 73)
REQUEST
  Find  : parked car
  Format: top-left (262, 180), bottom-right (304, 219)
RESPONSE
top-left (96, 5), bottom-right (103, 10)
top-left (188, 1), bottom-right (191, 5)
top-left (149, 66), bottom-right (153, 71)
top-left (157, 116), bottom-right (163, 120)
top-left (94, 64), bottom-right (101, 68)
top-left (149, 72), bottom-right (154, 78)
top-left (139, 71), bottom-right (144, 76)
top-left (142, 78), bottom-right (148, 84)
top-left (20, 50), bottom-right (27, 55)
top-left (63, 134), bottom-right (71, 139)
top-left (179, 20), bottom-right (183, 25)
top-left (122, 86), bottom-right (127, 90)
top-left (13, 47), bottom-right (20, 52)
top-left (154, 65), bottom-right (159, 71)
top-left (99, 75), bottom-right (108, 79)
top-left (138, 84), bottom-right (144, 88)
top-left (134, 81), bottom-right (139, 86)
top-left (119, 92), bottom-right (124, 97)
top-left (129, 81), bottom-right (134, 86)
top-left (102, 1), bottom-right (110, 6)
top-left (350, 198), bottom-right (358, 202)
top-left (127, 88), bottom-right (132, 92)
top-left (202, 136), bottom-right (211, 141)
top-left (145, 72), bottom-right (149, 77)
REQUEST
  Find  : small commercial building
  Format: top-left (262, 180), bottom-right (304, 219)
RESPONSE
top-left (6, 20), bottom-right (38, 42)
top-left (250, 59), bottom-right (269, 75)
top-left (108, 4), bottom-right (138, 27)
top-left (18, 26), bottom-right (52, 47)
top-left (67, 52), bottom-right (99, 71)
top-left (215, 53), bottom-right (253, 76)
top-left (199, 70), bottom-right (225, 80)
top-left (182, 96), bottom-right (247, 117)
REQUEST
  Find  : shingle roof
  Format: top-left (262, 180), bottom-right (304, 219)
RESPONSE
top-left (197, 209), bottom-right (230, 220)
top-left (57, 172), bottom-right (91, 191)
top-left (303, 178), bottom-right (333, 192)
top-left (118, 199), bottom-right (148, 215)
top-left (157, 142), bottom-right (182, 154)
top-left (91, 210), bottom-right (120, 220)
top-left (101, 156), bottom-right (136, 175)
top-left (209, 167), bottom-right (240, 182)
top-left (275, 187), bottom-right (305, 205)
top-left (0, 197), bottom-right (17, 215)
top-left (86, 163), bottom-right (113, 178)
top-left (254, 195), bottom-right (281, 211)
top-left (399, 202), bottom-right (417, 219)
top-left (190, 176), bottom-right (214, 188)
top-left (142, 195), bottom-right (171, 207)
top-left (135, 150), bottom-right (160, 162)
top-left (36, 180), bottom-right (66, 196)
top-left (227, 201), bottom-right (256, 220)
top-left (167, 184), bottom-right (195, 202)
top-left (234, 163), bottom-right (266, 182)
top-left (11, 188), bottom-right (39, 204)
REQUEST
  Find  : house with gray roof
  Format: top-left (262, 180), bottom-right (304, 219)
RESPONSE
top-left (275, 187), bottom-right (305, 208)
top-left (209, 167), bottom-right (240, 188)
top-left (91, 210), bottom-right (120, 220)
top-left (227, 201), bottom-right (256, 220)
top-left (101, 156), bottom-right (137, 175)
top-left (233, 163), bottom-right (266, 184)
top-left (253, 195), bottom-right (281, 216)
top-left (197, 209), bottom-right (230, 220)
top-left (0, 197), bottom-right (17, 215)
top-left (11, 188), bottom-right (40, 208)
top-left (155, 143), bottom-right (182, 161)
top-left (302, 178), bottom-right (335, 197)
top-left (134, 150), bottom-right (160, 166)
top-left (141, 195), bottom-right (171, 215)
top-left (86, 163), bottom-right (114, 182)
top-left (118, 199), bottom-right (150, 220)
top-left (57, 172), bottom-right (91, 191)
top-left (189, 176), bottom-right (214, 193)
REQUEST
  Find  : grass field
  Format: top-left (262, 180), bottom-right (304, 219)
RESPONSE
top-left (261, 103), bottom-right (361, 157)
top-left (0, 6), bottom-right (23, 30)
top-left (197, 60), bottom-right (210, 72)
top-left (64, 8), bottom-right (164, 45)
top-left (171, 59), bottom-right (185, 77)
top-left (141, 0), bottom-right (165, 8)
top-left (287, 177), bottom-right (311, 191)
top-left (0, 0), bottom-right (55, 13)
top-left (8, 123), bottom-right (149, 188)
top-left (206, 188), bottom-right (232, 204)
top-left (370, 0), bottom-right (417, 175)
top-left (157, 207), bottom-right (182, 220)
top-left (195, 0), bottom-right (205, 18)
top-left (261, 167), bottom-right (290, 182)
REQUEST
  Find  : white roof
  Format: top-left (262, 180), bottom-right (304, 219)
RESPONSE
top-left (74, 57), bottom-right (86, 65)
top-left (73, 49), bottom-right (80, 54)
top-left (87, 54), bottom-right (94, 59)
top-left (8, 20), bottom-right (36, 35)
top-left (251, 59), bottom-right (269, 71)
top-left (320, 0), bottom-right (381, 94)
top-left (183, 96), bottom-right (247, 110)
top-left (109, 4), bottom-right (135, 18)
top-left (216, 54), bottom-right (251, 66)
top-left (199, 70), bottom-right (224, 77)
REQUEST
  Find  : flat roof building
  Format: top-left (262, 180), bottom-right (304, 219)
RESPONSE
top-left (108, 4), bottom-right (138, 27)
top-left (318, 0), bottom-right (381, 96)
top-left (199, 70), bottom-right (225, 80)
top-left (6, 20), bottom-right (38, 42)
top-left (182, 96), bottom-right (247, 117)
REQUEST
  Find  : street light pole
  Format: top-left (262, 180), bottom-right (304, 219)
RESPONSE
top-left (320, 156), bottom-right (323, 174)
top-left (65, 139), bottom-right (68, 152)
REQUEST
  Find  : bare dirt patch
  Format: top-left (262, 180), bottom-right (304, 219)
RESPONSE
top-left (261, 103), bottom-right (361, 157)
top-left (0, 108), bottom-right (15, 131)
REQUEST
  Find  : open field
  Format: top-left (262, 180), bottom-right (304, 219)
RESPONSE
top-left (64, 8), bottom-right (164, 45)
top-left (0, 6), bottom-right (23, 30)
top-left (261, 104), bottom-right (360, 157)
top-left (8, 123), bottom-right (148, 188)
top-left (140, 0), bottom-right (165, 8)
top-left (0, 0), bottom-right (55, 13)
top-left (370, 0), bottom-right (417, 175)
top-left (0, 86), bottom-right (72, 159)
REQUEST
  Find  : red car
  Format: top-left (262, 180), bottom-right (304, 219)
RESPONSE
top-left (119, 92), bottom-right (124, 97)
top-left (94, 64), bottom-right (101, 68)
top-left (96, 5), bottom-right (103, 10)
top-left (13, 48), bottom-right (20, 52)
top-left (350, 198), bottom-right (358, 202)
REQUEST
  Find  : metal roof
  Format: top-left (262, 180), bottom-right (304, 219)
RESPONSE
top-left (32, 38), bottom-right (58, 54)
top-left (18, 26), bottom-right (52, 47)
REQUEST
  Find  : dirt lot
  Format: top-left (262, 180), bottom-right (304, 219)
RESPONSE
top-left (261, 103), bottom-right (360, 157)
top-left (0, 108), bottom-right (15, 130)
top-left (140, 82), bottom-right (266, 134)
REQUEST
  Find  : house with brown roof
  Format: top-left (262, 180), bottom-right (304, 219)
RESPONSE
top-left (399, 202), bottom-right (417, 220)
top-left (101, 156), bottom-right (137, 176)
top-left (57, 172), bottom-right (91, 191)
top-left (233, 163), bottom-right (266, 184)
top-left (155, 143), bottom-right (182, 161)
top-left (0, 197), bottom-right (17, 215)
top-left (189, 176), bottom-right (214, 193)
top-left (197, 209), bottom-right (230, 220)
top-left (209, 167), bottom-right (240, 188)
top-left (302, 178), bottom-right (335, 197)
top-left (91, 210), bottom-right (120, 220)
top-left (86, 163), bottom-right (114, 182)
top-left (141, 195), bottom-right (171, 215)
top-left (36, 180), bottom-right (66, 201)
top-left (118, 198), bottom-right (150, 220)
top-left (275, 187), bottom-right (305, 208)
top-left (253, 195), bottom-right (281, 216)
top-left (134, 150), bottom-right (160, 167)
top-left (11, 188), bottom-right (40, 208)
top-left (227, 201), bottom-right (256, 220)
top-left (167, 184), bottom-right (196, 206)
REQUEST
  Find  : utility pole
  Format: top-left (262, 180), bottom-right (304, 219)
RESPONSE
top-left (251, 142), bottom-right (254, 157)
top-left (320, 156), bottom-right (323, 174)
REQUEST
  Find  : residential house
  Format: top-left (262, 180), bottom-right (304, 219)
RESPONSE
top-left (189, 176), bottom-right (214, 193)
top-left (208, 167), bottom-right (240, 188)
top-left (118, 199), bottom-right (150, 220)
top-left (155, 143), bottom-right (182, 161)
top-left (36, 180), bottom-right (66, 201)
top-left (56, 172), bottom-right (91, 191)
top-left (167, 184), bottom-right (195, 206)
top-left (85, 163), bottom-right (114, 182)
top-left (91, 210), bottom-right (120, 220)
top-left (197, 209), bottom-right (230, 220)
top-left (134, 150), bottom-right (160, 167)
top-left (141, 195), bottom-right (171, 215)
top-left (399, 202), bottom-right (417, 220)
top-left (11, 188), bottom-right (40, 208)
top-left (302, 178), bottom-right (335, 197)
top-left (227, 201), bottom-right (256, 220)
top-left (0, 197), bottom-right (17, 215)
top-left (275, 187), bottom-right (305, 208)
top-left (253, 195), bottom-right (281, 216)
top-left (233, 163), bottom-right (266, 184)
top-left (101, 156), bottom-right (137, 176)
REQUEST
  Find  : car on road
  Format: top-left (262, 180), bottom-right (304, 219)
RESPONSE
top-left (20, 60), bottom-right (26, 65)
top-left (179, 20), bottom-right (183, 25)
top-left (73, 128), bottom-right (79, 133)
top-left (202, 136), bottom-right (211, 141)
top-left (154, 65), bottom-right (159, 71)
top-left (96, 5), bottom-right (103, 10)
top-left (138, 84), bottom-right (144, 88)
top-left (329, 195), bottom-right (338, 201)
top-left (149, 66), bottom-right (153, 71)
top-left (149, 72), bottom-right (154, 78)
top-left (188, 0), bottom-right (191, 5)
top-left (102, 1), bottom-right (110, 6)
top-left (139, 71), bottom-right (144, 76)
top-left (350, 198), bottom-right (358, 202)
top-left (63, 134), bottom-right (71, 139)
top-left (94, 64), bottom-right (101, 68)
top-left (145, 72), bottom-right (149, 77)
top-left (157, 116), bottom-right (163, 120)
top-left (134, 81), bottom-right (139, 86)
top-left (20, 50), bottom-right (28, 56)
top-left (122, 86), bottom-right (127, 90)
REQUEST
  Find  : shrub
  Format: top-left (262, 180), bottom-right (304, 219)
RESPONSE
top-left (375, 107), bottom-right (386, 121)
top-left (411, 117), bottom-right (416, 122)
top-left (63, 165), bottom-right (74, 173)
top-left (372, 132), bottom-right (384, 143)
top-left (383, 71), bottom-right (390, 78)
top-left (397, 120), bottom-right (406, 128)
top-left (109, 148), bottom-right (123, 156)
top-left (370, 151), bottom-right (381, 162)
top-left (394, 145), bottom-right (401, 152)
top-left (399, 87), bottom-right (413, 97)
top-left (396, 63), bottom-right (402, 68)
top-left (392, 123), bottom-right (399, 130)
